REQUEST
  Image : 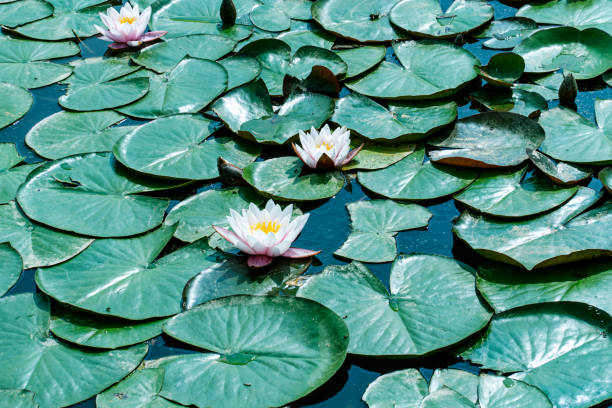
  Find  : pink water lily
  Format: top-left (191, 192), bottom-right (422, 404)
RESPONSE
top-left (95, 3), bottom-right (166, 50)
top-left (293, 124), bottom-right (363, 170)
top-left (213, 200), bottom-right (320, 268)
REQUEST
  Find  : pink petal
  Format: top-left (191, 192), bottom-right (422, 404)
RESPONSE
top-left (108, 42), bottom-right (130, 50)
top-left (213, 225), bottom-right (255, 255)
top-left (341, 143), bottom-right (365, 166)
top-left (283, 247), bottom-right (321, 258)
top-left (248, 255), bottom-right (274, 268)
top-left (142, 31), bottom-right (167, 42)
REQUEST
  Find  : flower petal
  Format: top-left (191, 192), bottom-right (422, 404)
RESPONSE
top-left (248, 255), bottom-right (274, 268)
top-left (283, 248), bottom-right (321, 258)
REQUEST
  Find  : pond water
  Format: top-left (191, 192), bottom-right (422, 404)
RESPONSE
top-left (1, 0), bottom-right (612, 406)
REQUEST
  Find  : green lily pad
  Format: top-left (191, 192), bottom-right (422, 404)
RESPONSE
top-left (517, 72), bottom-right (564, 101)
top-left (297, 256), bottom-right (491, 356)
top-left (97, 368), bottom-right (183, 408)
top-left (25, 110), bottom-right (136, 160)
top-left (604, 70), bottom-right (612, 86)
top-left (286, 45), bottom-right (348, 80)
top-left (0, 390), bottom-right (37, 408)
top-left (429, 369), bottom-right (479, 404)
top-left (472, 17), bottom-right (538, 50)
top-left (0, 292), bottom-right (148, 408)
top-left (242, 156), bottom-right (345, 201)
top-left (0, 201), bottom-right (93, 269)
top-left (278, 29), bottom-right (335, 53)
top-left (462, 302), bottom-right (612, 408)
top-left (538, 99), bottom-right (612, 165)
top-left (0, 83), bottom-right (31, 130)
top-left (13, 0), bottom-right (110, 40)
top-left (333, 45), bottom-right (386, 78)
top-left (237, 39), bottom-right (291, 96)
top-left (132, 34), bottom-right (236, 73)
top-left (453, 187), bottom-right (612, 270)
top-left (16, 152), bottom-right (182, 237)
top-left (601, 167), bottom-right (612, 192)
top-left (389, 0), bottom-right (494, 39)
top-left (219, 55), bottom-right (261, 89)
top-left (311, 0), bottom-right (407, 42)
top-left (117, 58), bottom-right (227, 119)
top-left (212, 80), bottom-right (273, 132)
top-left (514, 27), bottom-right (612, 80)
top-left (59, 58), bottom-right (148, 111)
top-left (470, 86), bottom-right (547, 117)
top-left (528, 149), bottom-right (593, 185)
top-left (0, 243), bottom-right (22, 297)
top-left (362, 369), bottom-right (431, 408)
top-left (0, 0), bottom-right (53, 27)
top-left (250, 4), bottom-right (290, 32)
top-left (114, 115), bottom-right (260, 180)
top-left (479, 52), bottom-right (525, 87)
top-left (332, 93), bottom-right (458, 142)
top-left (335, 200), bottom-right (432, 263)
top-left (0, 144), bottom-right (41, 204)
top-left (454, 166), bottom-right (577, 217)
top-left (357, 145), bottom-right (478, 201)
top-left (263, 0), bottom-right (312, 20)
top-left (345, 40), bottom-right (479, 100)
top-left (341, 141), bottom-right (416, 170)
top-left (164, 186), bottom-right (264, 243)
top-left (156, 295), bottom-right (348, 408)
top-left (477, 259), bottom-right (612, 316)
top-left (0, 37), bottom-right (79, 89)
top-left (428, 112), bottom-right (545, 168)
top-left (50, 304), bottom-right (167, 349)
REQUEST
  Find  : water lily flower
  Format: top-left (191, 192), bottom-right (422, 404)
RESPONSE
top-left (213, 200), bottom-right (320, 268)
top-left (95, 3), bottom-right (166, 50)
top-left (293, 124), bottom-right (363, 170)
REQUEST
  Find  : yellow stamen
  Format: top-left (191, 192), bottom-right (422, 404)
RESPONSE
top-left (316, 142), bottom-right (333, 151)
top-left (119, 16), bottom-right (137, 24)
top-left (250, 221), bottom-right (281, 234)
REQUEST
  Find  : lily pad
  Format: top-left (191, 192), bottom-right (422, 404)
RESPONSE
top-left (286, 45), bottom-right (348, 80)
top-left (454, 166), bottom-right (577, 217)
top-left (0, 83), bottom-right (31, 130)
top-left (341, 141), bottom-right (416, 170)
top-left (601, 167), bottom-right (612, 192)
top-left (114, 115), bottom-right (260, 180)
top-left (0, 37), bottom-right (79, 89)
top-left (0, 0), bottom-right (53, 27)
top-left (462, 302), bottom-right (612, 408)
top-left (311, 0), bottom-right (407, 42)
top-left (0, 201), bottom-right (93, 269)
top-left (97, 368), bottom-right (183, 408)
top-left (25, 110), bottom-right (136, 160)
top-left (538, 100), bottom-right (612, 165)
top-left (345, 40), bottom-right (479, 100)
top-left (117, 58), bottom-right (227, 119)
top-left (263, 0), bottom-right (312, 20)
top-left (164, 186), bottom-right (264, 243)
top-left (238, 39), bottom-right (291, 96)
top-left (453, 187), bottom-right (612, 270)
top-left (357, 145), bottom-right (478, 201)
top-left (36, 227), bottom-right (221, 320)
top-left (219, 55), bottom-right (261, 89)
top-left (332, 93), bottom-right (458, 142)
top-left (0, 243), bottom-right (22, 297)
top-left (59, 58), bottom-right (149, 111)
top-left (297, 256), bottom-right (491, 356)
top-left (514, 27), bottom-right (612, 80)
top-left (605, 70), bottom-right (612, 86)
top-left (278, 29), bottom-right (335, 52)
top-left (0, 390), bottom-right (37, 408)
top-left (250, 4), bottom-right (290, 32)
top-left (0, 292), bottom-right (148, 408)
top-left (472, 17), bottom-right (538, 50)
top-left (477, 259), bottom-right (612, 316)
top-left (470, 86), bottom-right (547, 117)
top-left (528, 149), bottom-right (593, 185)
top-left (132, 34), bottom-right (236, 73)
top-left (335, 200), bottom-right (432, 263)
top-left (478, 52), bottom-right (525, 87)
top-left (333, 45), bottom-right (386, 78)
top-left (157, 295), bottom-right (349, 408)
top-left (242, 156), bottom-right (345, 201)
top-left (428, 111), bottom-right (545, 168)
top-left (16, 152), bottom-right (181, 237)
top-left (389, 0), bottom-right (494, 39)
top-left (0, 144), bottom-right (41, 204)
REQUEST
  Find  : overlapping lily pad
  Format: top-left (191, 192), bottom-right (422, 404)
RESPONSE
top-left (219, 55), bottom-right (261, 89)
top-left (333, 45), bottom-right (386, 78)
top-left (16, 152), bottom-right (182, 237)
top-left (472, 17), bottom-right (538, 49)
top-left (601, 167), bottom-right (612, 192)
top-left (389, 0), bottom-right (494, 39)
top-left (335, 200), bottom-right (432, 263)
top-left (0, 292), bottom-right (148, 408)
top-left (454, 187), bottom-right (612, 270)
top-left (237, 39), bottom-right (291, 95)
top-left (97, 368), bottom-right (183, 408)
top-left (0, 83), bottom-right (32, 130)
top-left (286, 45), bottom-right (348, 79)
top-left (341, 141), bottom-right (416, 170)
top-left (428, 112), bottom-right (545, 167)
top-left (478, 52), bottom-right (525, 87)
top-left (0, 0), bottom-right (53, 27)
top-left (250, 4), bottom-right (290, 31)
top-left (114, 115), bottom-right (260, 180)
top-left (470, 86), bottom-right (547, 117)
top-left (0, 243), bottom-right (22, 297)
top-left (156, 295), bottom-right (349, 408)
top-left (297, 256), bottom-right (491, 356)
top-left (514, 27), bottom-right (612, 79)
top-left (528, 149), bottom-right (593, 185)
top-left (0, 144), bottom-right (41, 204)
top-left (0, 390), bottom-right (37, 408)
top-left (462, 302), bottom-right (612, 408)
top-left (242, 156), bottom-right (344, 201)
top-left (454, 166), bottom-right (577, 217)
top-left (278, 29), bottom-right (335, 52)
top-left (357, 145), bottom-right (478, 201)
top-left (538, 100), bottom-right (612, 165)
top-left (346, 40), bottom-right (479, 99)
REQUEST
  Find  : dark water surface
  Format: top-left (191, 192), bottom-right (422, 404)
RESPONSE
top-left (2, 0), bottom-right (612, 406)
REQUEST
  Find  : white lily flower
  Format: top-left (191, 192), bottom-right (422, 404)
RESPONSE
top-left (293, 124), bottom-right (363, 170)
top-left (94, 2), bottom-right (166, 50)
top-left (213, 199), bottom-right (320, 268)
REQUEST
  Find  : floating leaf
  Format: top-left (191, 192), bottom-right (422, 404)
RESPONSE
top-left (428, 112), bottom-right (545, 168)
top-left (528, 149), bottom-right (593, 185)
top-left (357, 145), bottom-right (478, 201)
top-left (0, 83), bottom-right (32, 130)
top-left (341, 141), bottom-right (416, 170)
top-left (97, 368), bottom-right (183, 408)
top-left (0, 0), bottom-right (53, 27)
top-left (286, 45), bottom-right (348, 80)
top-left (250, 4), bottom-right (290, 31)
top-left (362, 369), bottom-right (430, 408)
top-left (472, 17), bottom-right (538, 49)
top-left (601, 167), bottom-right (612, 192)
top-left (0, 243), bottom-right (22, 297)
top-left (157, 295), bottom-right (349, 408)
top-left (114, 115), bottom-right (260, 180)
top-left (346, 40), bottom-right (479, 100)
top-left (333, 45), bottom-right (385, 78)
top-left (0, 144), bottom-right (41, 204)
top-left (298, 256), bottom-right (491, 356)
top-left (0, 292), bottom-right (148, 408)
top-left (219, 54), bottom-right (261, 89)
top-left (470, 86), bottom-right (547, 117)
top-left (335, 200), bottom-right (431, 263)
top-left (238, 39), bottom-right (291, 96)
top-left (278, 29), bottom-right (335, 52)
top-left (430, 369), bottom-right (479, 404)
top-left (604, 70), bottom-right (612, 86)
top-left (453, 187), bottom-right (612, 270)
top-left (478, 52), bottom-right (524, 87)
top-left (0, 390), bottom-right (37, 408)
